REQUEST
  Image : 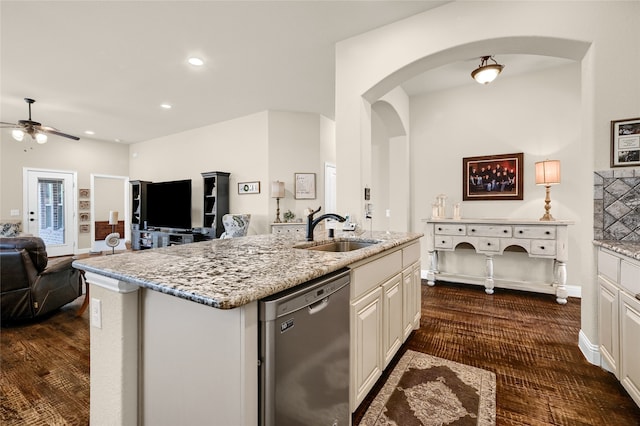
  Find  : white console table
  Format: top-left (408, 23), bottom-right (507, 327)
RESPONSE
top-left (424, 218), bottom-right (573, 304)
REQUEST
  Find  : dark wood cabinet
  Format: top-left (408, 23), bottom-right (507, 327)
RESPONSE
top-left (130, 180), bottom-right (151, 229)
top-left (201, 171), bottom-right (230, 238)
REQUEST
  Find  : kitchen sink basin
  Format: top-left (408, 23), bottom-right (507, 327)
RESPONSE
top-left (296, 240), bottom-right (380, 252)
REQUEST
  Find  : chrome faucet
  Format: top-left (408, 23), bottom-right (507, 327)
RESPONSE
top-left (306, 206), bottom-right (346, 241)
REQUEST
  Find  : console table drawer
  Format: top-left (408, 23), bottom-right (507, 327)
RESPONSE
top-left (478, 238), bottom-right (500, 253)
top-left (530, 240), bottom-right (556, 256)
top-left (467, 225), bottom-right (512, 238)
top-left (434, 224), bottom-right (466, 235)
top-left (514, 226), bottom-right (556, 239)
top-left (434, 236), bottom-right (453, 249)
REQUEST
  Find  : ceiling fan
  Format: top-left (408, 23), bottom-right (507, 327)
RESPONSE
top-left (1, 98), bottom-right (80, 144)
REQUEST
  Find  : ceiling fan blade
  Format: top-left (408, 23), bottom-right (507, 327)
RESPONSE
top-left (40, 126), bottom-right (80, 141)
top-left (0, 122), bottom-right (19, 127)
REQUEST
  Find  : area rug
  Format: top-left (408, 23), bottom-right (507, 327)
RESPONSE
top-left (361, 350), bottom-right (496, 425)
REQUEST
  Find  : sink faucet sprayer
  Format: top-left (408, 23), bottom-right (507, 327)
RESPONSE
top-left (306, 206), bottom-right (346, 241)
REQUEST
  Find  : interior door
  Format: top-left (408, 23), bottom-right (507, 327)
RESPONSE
top-left (24, 169), bottom-right (76, 257)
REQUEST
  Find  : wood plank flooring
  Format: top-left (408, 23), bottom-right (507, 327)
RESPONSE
top-left (354, 282), bottom-right (640, 425)
top-left (2, 282), bottom-right (639, 425)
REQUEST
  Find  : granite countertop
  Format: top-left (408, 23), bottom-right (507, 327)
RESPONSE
top-left (73, 231), bottom-right (422, 309)
top-left (593, 240), bottom-right (640, 261)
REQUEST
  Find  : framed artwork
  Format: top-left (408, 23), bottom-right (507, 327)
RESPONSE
top-left (79, 212), bottom-right (90, 222)
top-left (238, 181), bottom-right (260, 194)
top-left (79, 188), bottom-right (90, 198)
top-left (79, 224), bottom-right (90, 233)
top-left (79, 200), bottom-right (90, 210)
top-left (611, 117), bottom-right (640, 167)
top-left (463, 152), bottom-right (524, 201)
top-left (294, 173), bottom-right (316, 199)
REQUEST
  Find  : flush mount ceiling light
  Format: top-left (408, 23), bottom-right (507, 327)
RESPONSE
top-left (188, 57), bottom-right (204, 66)
top-left (160, 103), bottom-right (172, 109)
top-left (471, 56), bottom-right (504, 84)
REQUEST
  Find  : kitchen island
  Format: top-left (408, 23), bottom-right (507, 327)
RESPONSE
top-left (73, 230), bottom-right (422, 425)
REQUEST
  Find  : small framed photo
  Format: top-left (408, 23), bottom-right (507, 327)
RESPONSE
top-left (79, 224), bottom-right (90, 233)
top-left (463, 152), bottom-right (524, 201)
top-left (79, 212), bottom-right (90, 222)
top-left (79, 188), bottom-right (90, 198)
top-left (611, 117), bottom-right (640, 167)
top-left (79, 200), bottom-right (90, 210)
top-left (238, 181), bottom-right (260, 194)
top-left (294, 173), bottom-right (316, 199)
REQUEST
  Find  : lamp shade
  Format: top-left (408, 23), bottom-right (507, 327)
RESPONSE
top-left (535, 160), bottom-right (561, 185)
top-left (109, 210), bottom-right (119, 225)
top-left (471, 56), bottom-right (504, 85)
top-left (271, 181), bottom-right (285, 198)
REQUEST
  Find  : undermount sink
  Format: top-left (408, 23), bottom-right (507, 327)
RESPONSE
top-left (295, 239), bottom-right (380, 252)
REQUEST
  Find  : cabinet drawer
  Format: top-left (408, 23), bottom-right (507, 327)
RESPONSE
top-left (514, 226), bottom-right (556, 239)
top-left (599, 249), bottom-right (620, 283)
top-left (434, 224), bottom-right (465, 236)
top-left (530, 240), bottom-right (556, 256)
top-left (402, 242), bottom-right (420, 268)
top-left (467, 225), bottom-right (512, 238)
top-left (477, 238), bottom-right (500, 253)
top-left (352, 250), bottom-right (402, 298)
top-left (434, 236), bottom-right (453, 249)
top-left (620, 259), bottom-right (640, 295)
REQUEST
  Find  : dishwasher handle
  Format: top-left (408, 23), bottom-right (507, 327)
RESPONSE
top-left (308, 297), bottom-right (330, 315)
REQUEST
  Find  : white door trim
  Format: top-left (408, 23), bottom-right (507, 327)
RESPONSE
top-left (90, 174), bottom-right (130, 252)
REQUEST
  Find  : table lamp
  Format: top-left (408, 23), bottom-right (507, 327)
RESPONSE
top-left (535, 160), bottom-right (560, 221)
top-left (271, 181), bottom-right (285, 223)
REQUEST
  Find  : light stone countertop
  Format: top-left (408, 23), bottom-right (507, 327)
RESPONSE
top-left (73, 231), bottom-right (423, 309)
top-left (593, 240), bottom-right (640, 261)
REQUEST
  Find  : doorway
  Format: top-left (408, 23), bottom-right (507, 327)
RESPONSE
top-left (23, 168), bottom-right (77, 257)
top-left (91, 174), bottom-right (129, 253)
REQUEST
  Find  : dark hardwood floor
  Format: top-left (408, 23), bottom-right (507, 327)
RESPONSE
top-left (2, 282), bottom-right (639, 425)
top-left (354, 282), bottom-right (640, 425)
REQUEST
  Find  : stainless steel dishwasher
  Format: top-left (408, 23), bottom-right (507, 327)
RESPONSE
top-left (259, 268), bottom-right (350, 426)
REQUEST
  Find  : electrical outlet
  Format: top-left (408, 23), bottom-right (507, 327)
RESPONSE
top-left (91, 298), bottom-right (102, 329)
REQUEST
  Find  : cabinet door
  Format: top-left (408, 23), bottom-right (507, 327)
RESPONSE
top-left (351, 286), bottom-right (383, 409)
top-left (598, 276), bottom-right (619, 376)
top-left (620, 292), bottom-right (640, 407)
top-left (402, 266), bottom-right (414, 340)
top-left (383, 273), bottom-right (403, 368)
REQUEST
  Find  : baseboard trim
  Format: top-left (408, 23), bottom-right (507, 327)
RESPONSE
top-left (579, 329), bottom-right (601, 366)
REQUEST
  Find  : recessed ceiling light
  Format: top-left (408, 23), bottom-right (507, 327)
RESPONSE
top-left (188, 57), bottom-right (204, 66)
top-left (160, 103), bottom-right (172, 109)
top-left (84, 130), bottom-right (95, 135)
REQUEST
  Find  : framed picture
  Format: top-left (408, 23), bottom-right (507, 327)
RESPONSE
top-left (79, 224), bottom-right (90, 233)
top-left (463, 152), bottom-right (524, 201)
top-left (238, 181), bottom-right (260, 194)
top-left (79, 200), bottom-right (90, 210)
top-left (79, 188), bottom-right (90, 198)
top-left (294, 173), bottom-right (316, 199)
top-left (611, 117), bottom-right (640, 167)
top-left (79, 212), bottom-right (90, 222)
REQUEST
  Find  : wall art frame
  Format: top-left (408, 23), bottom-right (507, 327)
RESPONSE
top-left (463, 152), bottom-right (524, 201)
top-left (611, 117), bottom-right (640, 167)
top-left (294, 172), bottom-right (316, 199)
top-left (238, 181), bottom-right (260, 194)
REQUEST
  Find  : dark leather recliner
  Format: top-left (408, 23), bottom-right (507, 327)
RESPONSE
top-left (1, 237), bottom-right (82, 322)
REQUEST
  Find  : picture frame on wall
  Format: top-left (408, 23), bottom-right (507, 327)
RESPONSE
top-left (462, 152), bottom-right (524, 201)
top-left (611, 117), bottom-right (640, 167)
top-left (238, 181), bottom-right (260, 194)
top-left (294, 173), bottom-right (316, 199)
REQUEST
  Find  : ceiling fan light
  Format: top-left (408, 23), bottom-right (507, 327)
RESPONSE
top-left (12, 129), bottom-right (24, 141)
top-left (35, 133), bottom-right (48, 144)
top-left (471, 56), bottom-right (504, 84)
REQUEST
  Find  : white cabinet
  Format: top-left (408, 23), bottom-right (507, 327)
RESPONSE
top-left (271, 222), bottom-right (306, 236)
top-left (349, 241), bottom-right (421, 411)
top-left (382, 273), bottom-right (403, 367)
top-left (597, 247), bottom-right (640, 407)
top-left (352, 286), bottom-right (383, 405)
top-left (620, 291), bottom-right (640, 406)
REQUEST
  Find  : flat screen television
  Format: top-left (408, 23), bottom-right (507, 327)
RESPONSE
top-left (146, 179), bottom-right (192, 230)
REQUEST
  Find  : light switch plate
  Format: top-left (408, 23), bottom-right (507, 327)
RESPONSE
top-left (10, 209), bottom-right (19, 216)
